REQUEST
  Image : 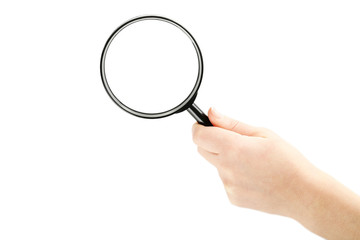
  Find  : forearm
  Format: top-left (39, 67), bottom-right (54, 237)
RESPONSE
top-left (294, 169), bottom-right (360, 239)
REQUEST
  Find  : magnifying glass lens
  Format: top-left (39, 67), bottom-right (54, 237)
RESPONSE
top-left (104, 19), bottom-right (199, 114)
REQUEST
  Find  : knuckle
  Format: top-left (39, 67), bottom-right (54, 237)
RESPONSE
top-left (192, 126), bottom-right (201, 143)
top-left (257, 127), bottom-right (276, 138)
top-left (219, 170), bottom-right (235, 189)
top-left (224, 186), bottom-right (238, 206)
top-left (228, 196), bottom-right (237, 206)
top-left (196, 146), bottom-right (202, 154)
top-left (221, 176), bottom-right (232, 187)
top-left (229, 119), bottom-right (240, 131)
top-left (223, 181), bottom-right (233, 192)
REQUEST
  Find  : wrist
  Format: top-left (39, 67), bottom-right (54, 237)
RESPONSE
top-left (291, 167), bottom-right (360, 239)
top-left (282, 164), bottom-right (323, 222)
top-left (291, 169), bottom-right (332, 233)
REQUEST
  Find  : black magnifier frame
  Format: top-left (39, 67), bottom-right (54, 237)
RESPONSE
top-left (100, 15), bottom-right (212, 126)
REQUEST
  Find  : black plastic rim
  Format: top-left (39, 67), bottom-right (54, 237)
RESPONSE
top-left (100, 15), bottom-right (204, 119)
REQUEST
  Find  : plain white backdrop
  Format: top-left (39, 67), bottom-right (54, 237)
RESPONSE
top-left (1, 1), bottom-right (359, 239)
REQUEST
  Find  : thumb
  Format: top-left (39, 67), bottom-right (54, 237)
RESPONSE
top-left (208, 107), bottom-right (263, 137)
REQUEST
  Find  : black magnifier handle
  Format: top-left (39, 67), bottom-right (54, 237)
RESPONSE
top-left (187, 103), bottom-right (213, 126)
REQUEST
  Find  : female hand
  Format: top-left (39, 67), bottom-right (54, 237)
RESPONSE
top-left (192, 108), bottom-right (360, 240)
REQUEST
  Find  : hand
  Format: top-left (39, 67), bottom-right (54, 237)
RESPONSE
top-left (192, 108), bottom-right (360, 239)
top-left (192, 107), bottom-right (314, 217)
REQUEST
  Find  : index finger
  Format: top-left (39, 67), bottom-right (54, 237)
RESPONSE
top-left (192, 123), bottom-right (242, 153)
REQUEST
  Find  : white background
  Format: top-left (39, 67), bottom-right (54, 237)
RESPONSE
top-left (1, 1), bottom-right (359, 239)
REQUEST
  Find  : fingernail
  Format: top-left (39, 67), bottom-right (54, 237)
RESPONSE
top-left (211, 107), bottom-right (222, 119)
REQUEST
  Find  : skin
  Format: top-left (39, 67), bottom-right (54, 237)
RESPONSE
top-left (192, 107), bottom-right (360, 240)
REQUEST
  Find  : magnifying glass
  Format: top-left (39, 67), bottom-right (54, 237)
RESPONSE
top-left (100, 15), bottom-right (212, 126)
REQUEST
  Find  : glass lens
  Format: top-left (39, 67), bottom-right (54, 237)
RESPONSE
top-left (104, 19), bottom-right (199, 114)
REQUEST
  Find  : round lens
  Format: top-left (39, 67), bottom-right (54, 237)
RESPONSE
top-left (103, 18), bottom-right (200, 115)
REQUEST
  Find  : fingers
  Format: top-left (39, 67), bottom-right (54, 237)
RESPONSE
top-left (197, 147), bottom-right (218, 166)
top-left (208, 107), bottom-right (258, 136)
top-left (192, 123), bottom-right (243, 154)
top-left (208, 108), bottom-right (273, 138)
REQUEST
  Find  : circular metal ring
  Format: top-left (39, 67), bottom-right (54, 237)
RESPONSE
top-left (100, 15), bottom-right (204, 119)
